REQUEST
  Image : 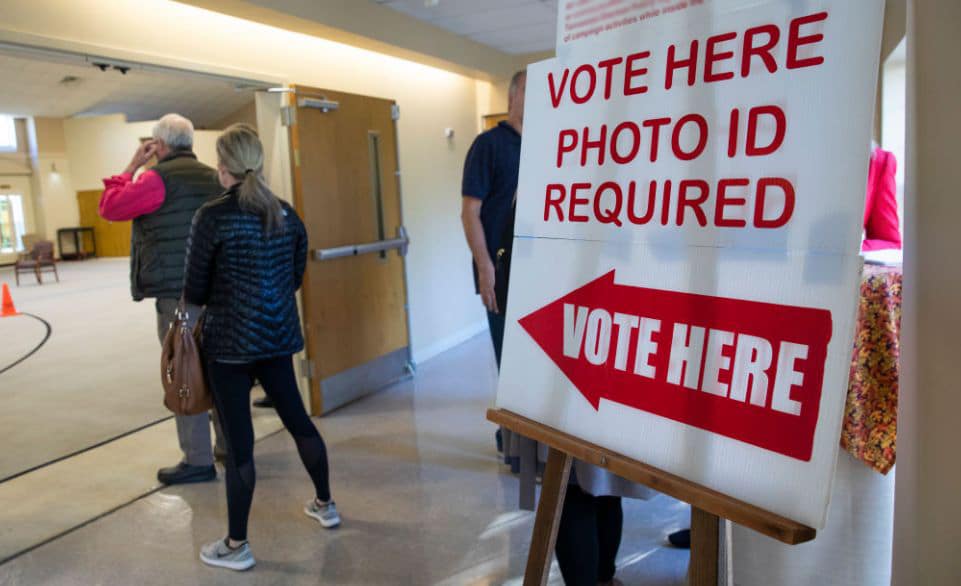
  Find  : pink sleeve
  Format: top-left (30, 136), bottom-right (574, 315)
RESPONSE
top-left (99, 170), bottom-right (165, 221)
top-left (862, 150), bottom-right (902, 251)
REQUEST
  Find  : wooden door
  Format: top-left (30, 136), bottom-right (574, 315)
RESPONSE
top-left (483, 113), bottom-right (509, 130)
top-left (287, 86), bottom-right (412, 415)
top-left (77, 190), bottom-right (131, 257)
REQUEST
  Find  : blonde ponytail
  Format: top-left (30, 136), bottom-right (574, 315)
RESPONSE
top-left (217, 123), bottom-right (285, 234)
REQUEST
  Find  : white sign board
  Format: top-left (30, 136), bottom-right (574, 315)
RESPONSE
top-left (496, 0), bottom-right (883, 528)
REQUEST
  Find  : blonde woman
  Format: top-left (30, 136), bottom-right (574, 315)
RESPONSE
top-left (183, 123), bottom-right (339, 571)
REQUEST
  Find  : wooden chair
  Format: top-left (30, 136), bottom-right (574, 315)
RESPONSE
top-left (20, 233), bottom-right (41, 253)
top-left (14, 240), bottom-right (59, 285)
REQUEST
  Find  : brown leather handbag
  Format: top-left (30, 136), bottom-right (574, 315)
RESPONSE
top-left (160, 303), bottom-right (212, 415)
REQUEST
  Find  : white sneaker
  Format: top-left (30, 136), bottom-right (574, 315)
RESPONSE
top-left (199, 538), bottom-right (255, 571)
top-left (304, 499), bottom-right (341, 528)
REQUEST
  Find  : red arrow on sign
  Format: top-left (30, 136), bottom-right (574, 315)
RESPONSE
top-left (517, 270), bottom-right (833, 461)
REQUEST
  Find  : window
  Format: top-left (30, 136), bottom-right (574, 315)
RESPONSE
top-left (0, 194), bottom-right (26, 253)
top-left (0, 116), bottom-right (16, 152)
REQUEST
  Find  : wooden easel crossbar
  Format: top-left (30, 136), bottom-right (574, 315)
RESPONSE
top-left (487, 409), bottom-right (816, 586)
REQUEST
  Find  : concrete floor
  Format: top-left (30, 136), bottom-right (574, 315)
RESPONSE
top-left (0, 259), bottom-right (167, 480)
top-left (0, 335), bottom-right (689, 585)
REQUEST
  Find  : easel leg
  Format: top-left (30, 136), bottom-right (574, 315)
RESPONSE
top-left (690, 506), bottom-right (720, 586)
top-left (523, 447), bottom-right (573, 586)
top-left (519, 436), bottom-right (537, 511)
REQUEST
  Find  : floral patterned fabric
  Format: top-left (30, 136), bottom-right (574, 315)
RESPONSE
top-left (841, 265), bottom-right (901, 474)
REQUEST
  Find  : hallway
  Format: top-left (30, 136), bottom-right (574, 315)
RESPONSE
top-left (0, 335), bottom-right (688, 585)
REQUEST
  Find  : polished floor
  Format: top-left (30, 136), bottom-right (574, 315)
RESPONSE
top-left (0, 335), bottom-right (689, 585)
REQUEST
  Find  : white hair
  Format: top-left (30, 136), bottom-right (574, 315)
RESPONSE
top-left (152, 113), bottom-right (194, 150)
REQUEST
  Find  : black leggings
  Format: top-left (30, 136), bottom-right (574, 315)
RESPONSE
top-left (207, 355), bottom-right (331, 542)
top-left (554, 484), bottom-right (623, 585)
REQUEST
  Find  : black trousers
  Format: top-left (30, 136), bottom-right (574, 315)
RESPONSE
top-left (554, 484), bottom-right (624, 585)
top-left (207, 355), bottom-right (331, 541)
top-left (487, 310), bottom-right (506, 368)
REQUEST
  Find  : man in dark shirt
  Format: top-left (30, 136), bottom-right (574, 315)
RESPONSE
top-left (461, 70), bottom-right (525, 367)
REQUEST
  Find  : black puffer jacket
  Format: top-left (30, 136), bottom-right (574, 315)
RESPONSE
top-left (182, 186), bottom-right (307, 362)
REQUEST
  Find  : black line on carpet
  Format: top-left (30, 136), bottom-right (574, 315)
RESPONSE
top-left (0, 426), bottom-right (288, 567)
top-left (0, 415), bottom-right (174, 485)
top-left (0, 313), bottom-right (53, 375)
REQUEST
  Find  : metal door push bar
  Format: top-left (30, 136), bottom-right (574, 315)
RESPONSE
top-left (312, 226), bottom-right (409, 261)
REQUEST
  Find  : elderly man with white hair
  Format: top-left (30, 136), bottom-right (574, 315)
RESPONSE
top-left (100, 113), bottom-right (225, 485)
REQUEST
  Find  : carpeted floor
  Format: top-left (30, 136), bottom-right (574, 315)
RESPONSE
top-left (0, 258), bottom-right (169, 481)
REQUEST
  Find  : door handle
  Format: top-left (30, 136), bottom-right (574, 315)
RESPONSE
top-left (313, 226), bottom-right (409, 261)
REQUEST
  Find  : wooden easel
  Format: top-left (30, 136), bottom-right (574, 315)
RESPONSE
top-left (488, 409), bottom-right (817, 586)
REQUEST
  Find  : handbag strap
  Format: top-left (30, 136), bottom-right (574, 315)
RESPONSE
top-left (176, 296), bottom-right (208, 319)
top-left (176, 297), bottom-right (206, 337)
top-left (175, 298), bottom-right (190, 326)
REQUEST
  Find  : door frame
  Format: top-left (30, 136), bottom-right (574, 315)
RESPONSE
top-left (254, 89), bottom-right (315, 410)
top-left (282, 85), bottom-right (415, 416)
top-left (0, 176), bottom-right (35, 264)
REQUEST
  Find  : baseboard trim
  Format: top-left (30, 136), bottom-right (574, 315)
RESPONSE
top-left (412, 319), bottom-right (488, 365)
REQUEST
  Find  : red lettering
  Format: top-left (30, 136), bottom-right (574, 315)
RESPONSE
top-left (666, 40), bottom-right (699, 90)
top-left (571, 64), bottom-right (597, 104)
top-left (594, 182), bottom-right (624, 226)
top-left (569, 183), bottom-right (592, 222)
top-left (628, 181), bottom-right (656, 225)
top-left (548, 69), bottom-right (569, 108)
top-left (581, 125), bottom-right (608, 166)
top-left (742, 25), bottom-right (781, 77)
top-left (746, 105), bottom-right (787, 157)
top-left (787, 12), bottom-right (828, 70)
top-left (611, 122), bottom-right (641, 165)
top-left (728, 108), bottom-right (740, 158)
top-left (624, 51), bottom-right (651, 96)
top-left (715, 178), bottom-right (750, 227)
top-left (557, 129), bottom-right (578, 167)
top-left (755, 178), bottom-right (796, 228)
top-left (660, 180), bottom-right (673, 225)
top-left (677, 180), bottom-right (710, 226)
top-left (598, 57), bottom-right (624, 99)
top-left (671, 114), bottom-right (709, 161)
top-left (643, 117), bottom-right (672, 162)
top-left (545, 184), bottom-right (566, 221)
top-left (539, 178), bottom-right (798, 230)
top-left (705, 32), bottom-right (737, 83)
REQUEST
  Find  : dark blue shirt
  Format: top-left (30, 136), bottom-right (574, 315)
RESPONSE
top-left (462, 121), bottom-right (521, 264)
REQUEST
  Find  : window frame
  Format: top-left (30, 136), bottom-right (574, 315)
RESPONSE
top-left (0, 115), bottom-right (18, 153)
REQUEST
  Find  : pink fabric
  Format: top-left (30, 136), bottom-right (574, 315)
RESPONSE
top-left (99, 170), bottom-right (165, 221)
top-left (862, 148), bottom-right (902, 252)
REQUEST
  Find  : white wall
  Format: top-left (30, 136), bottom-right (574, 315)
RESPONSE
top-left (0, 0), bottom-right (489, 364)
top-left (31, 156), bottom-right (76, 257)
top-left (894, 1), bottom-right (961, 583)
top-left (63, 114), bottom-right (219, 191)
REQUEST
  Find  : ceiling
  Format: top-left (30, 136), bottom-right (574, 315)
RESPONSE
top-left (374, 0), bottom-right (557, 55)
top-left (0, 47), bottom-right (260, 128)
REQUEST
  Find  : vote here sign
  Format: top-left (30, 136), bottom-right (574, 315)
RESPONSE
top-left (496, 0), bottom-right (884, 528)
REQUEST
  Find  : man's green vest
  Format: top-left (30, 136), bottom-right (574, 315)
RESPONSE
top-left (130, 151), bottom-right (222, 301)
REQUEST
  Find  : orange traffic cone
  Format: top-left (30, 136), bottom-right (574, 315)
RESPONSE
top-left (1, 283), bottom-right (18, 317)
